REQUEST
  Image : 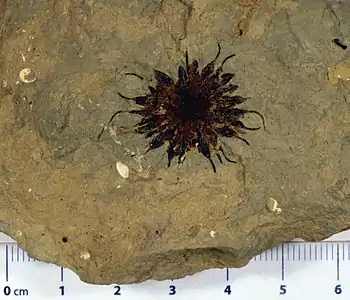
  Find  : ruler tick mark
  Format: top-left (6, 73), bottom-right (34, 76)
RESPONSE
top-left (337, 243), bottom-right (340, 281)
top-left (281, 244), bottom-right (285, 281)
top-left (61, 267), bottom-right (64, 282)
top-left (226, 268), bottom-right (229, 281)
top-left (309, 244), bottom-right (311, 260)
top-left (5, 244), bottom-right (9, 282)
top-left (315, 244), bottom-right (317, 261)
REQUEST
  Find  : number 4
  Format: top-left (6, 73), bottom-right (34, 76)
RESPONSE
top-left (224, 285), bottom-right (232, 295)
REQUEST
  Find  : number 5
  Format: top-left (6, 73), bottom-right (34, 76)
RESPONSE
top-left (280, 284), bottom-right (287, 295)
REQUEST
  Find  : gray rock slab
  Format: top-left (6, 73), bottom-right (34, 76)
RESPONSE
top-left (0, 0), bottom-right (349, 284)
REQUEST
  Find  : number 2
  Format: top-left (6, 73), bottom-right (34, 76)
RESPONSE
top-left (114, 285), bottom-right (121, 295)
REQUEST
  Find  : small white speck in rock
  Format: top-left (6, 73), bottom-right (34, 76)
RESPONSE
top-left (210, 230), bottom-right (216, 238)
top-left (80, 251), bottom-right (91, 260)
top-left (77, 103), bottom-right (85, 110)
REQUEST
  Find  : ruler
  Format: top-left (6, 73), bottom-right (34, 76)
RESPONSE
top-left (1, 232), bottom-right (350, 300)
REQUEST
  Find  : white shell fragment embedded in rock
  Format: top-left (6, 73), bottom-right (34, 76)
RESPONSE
top-left (266, 197), bottom-right (282, 214)
top-left (80, 251), bottom-right (91, 260)
top-left (116, 161), bottom-right (129, 179)
top-left (19, 68), bottom-right (37, 83)
top-left (327, 58), bottom-right (350, 85)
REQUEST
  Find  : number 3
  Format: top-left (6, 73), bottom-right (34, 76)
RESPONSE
top-left (169, 285), bottom-right (176, 295)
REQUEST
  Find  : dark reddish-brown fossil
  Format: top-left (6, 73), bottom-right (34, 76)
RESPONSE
top-left (99, 44), bottom-right (265, 173)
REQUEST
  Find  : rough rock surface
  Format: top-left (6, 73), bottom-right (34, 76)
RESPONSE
top-left (0, 0), bottom-right (349, 285)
